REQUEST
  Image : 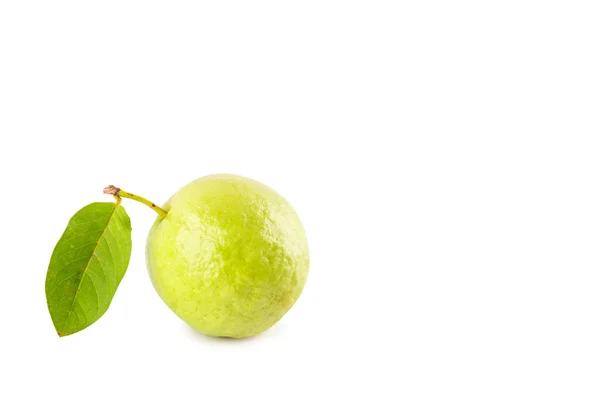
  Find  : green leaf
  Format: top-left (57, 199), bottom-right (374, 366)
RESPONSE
top-left (45, 202), bottom-right (132, 337)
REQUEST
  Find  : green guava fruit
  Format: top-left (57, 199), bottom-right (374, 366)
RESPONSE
top-left (145, 174), bottom-right (309, 338)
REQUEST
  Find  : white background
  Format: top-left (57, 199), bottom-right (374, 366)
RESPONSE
top-left (1, 1), bottom-right (599, 399)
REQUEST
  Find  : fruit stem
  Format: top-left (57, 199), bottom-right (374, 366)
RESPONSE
top-left (103, 185), bottom-right (167, 218)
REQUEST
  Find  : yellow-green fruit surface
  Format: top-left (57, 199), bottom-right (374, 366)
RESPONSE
top-left (146, 174), bottom-right (309, 338)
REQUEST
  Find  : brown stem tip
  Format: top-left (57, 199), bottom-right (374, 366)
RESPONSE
top-left (103, 185), bottom-right (121, 196)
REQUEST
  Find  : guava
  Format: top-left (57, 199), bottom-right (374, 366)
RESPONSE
top-left (145, 174), bottom-right (309, 338)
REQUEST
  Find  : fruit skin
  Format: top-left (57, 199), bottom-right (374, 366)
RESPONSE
top-left (146, 174), bottom-right (309, 338)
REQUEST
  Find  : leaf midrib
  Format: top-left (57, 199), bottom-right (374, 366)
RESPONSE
top-left (59, 203), bottom-right (120, 336)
